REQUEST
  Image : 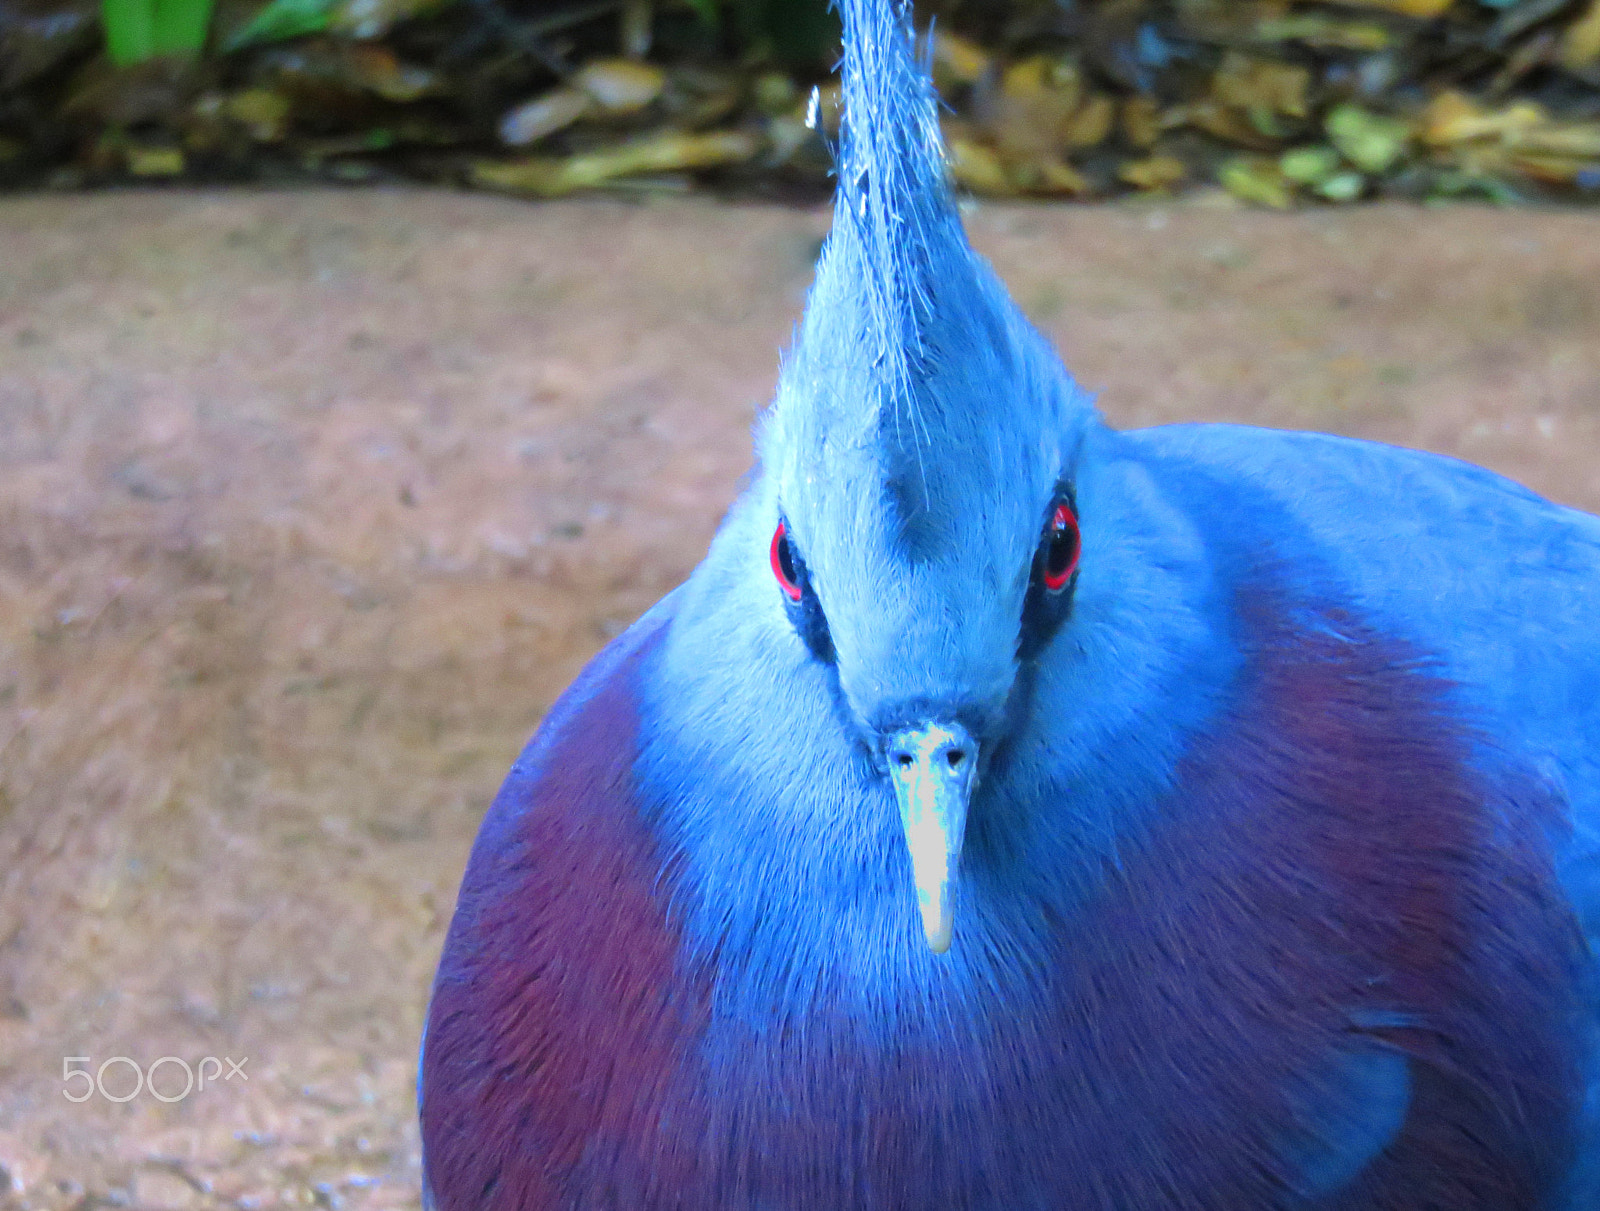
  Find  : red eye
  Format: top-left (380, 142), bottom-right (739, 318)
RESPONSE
top-left (1041, 502), bottom-right (1080, 592)
top-left (771, 520), bottom-right (802, 602)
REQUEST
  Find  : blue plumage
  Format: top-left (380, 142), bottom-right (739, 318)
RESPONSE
top-left (419, 0), bottom-right (1600, 1205)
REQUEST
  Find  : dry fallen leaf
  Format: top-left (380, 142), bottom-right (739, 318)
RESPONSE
top-left (498, 88), bottom-right (592, 148)
top-left (1211, 52), bottom-right (1312, 119)
top-left (1176, 99), bottom-right (1285, 150)
top-left (1420, 92), bottom-right (1539, 145)
top-left (1510, 150), bottom-right (1600, 184)
top-left (223, 88), bottom-right (292, 143)
top-left (1561, 0), bottom-right (1600, 70)
top-left (946, 137), bottom-right (1013, 195)
top-left (1119, 154), bottom-right (1187, 190)
top-left (1065, 93), bottom-right (1117, 149)
top-left (472, 130), bottom-right (758, 197)
top-left (1006, 155), bottom-right (1093, 196)
top-left (1122, 95), bottom-right (1161, 148)
top-left (126, 145), bottom-right (185, 176)
top-left (575, 59), bottom-right (666, 115)
top-left (986, 55), bottom-right (1084, 159)
top-left (1319, 0), bottom-right (1454, 17)
top-left (1219, 155), bottom-right (1293, 208)
top-left (1251, 14), bottom-right (1394, 52)
top-left (343, 45), bottom-right (438, 103)
top-left (930, 30), bottom-right (991, 88)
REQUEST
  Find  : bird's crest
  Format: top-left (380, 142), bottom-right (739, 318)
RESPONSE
top-left (765, 0), bottom-right (1091, 557)
top-left (828, 0), bottom-right (954, 433)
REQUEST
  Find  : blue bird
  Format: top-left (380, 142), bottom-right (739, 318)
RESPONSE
top-left (419, 0), bottom-right (1600, 1205)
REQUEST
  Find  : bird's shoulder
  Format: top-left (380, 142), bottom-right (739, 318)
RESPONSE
top-left (1124, 422), bottom-right (1600, 1202)
top-left (1124, 421), bottom-right (1600, 564)
top-left (419, 590), bottom-right (704, 1210)
top-left (1122, 422), bottom-right (1600, 822)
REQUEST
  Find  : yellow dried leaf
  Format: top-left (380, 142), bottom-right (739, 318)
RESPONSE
top-left (345, 45), bottom-right (438, 102)
top-left (1515, 123), bottom-right (1600, 158)
top-left (575, 59), bottom-right (665, 114)
top-left (126, 146), bottom-right (184, 176)
top-left (223, 88), bottom-right (291, 142)
top-left (947, 138), bottom-right (1013, 195)
top-left (753, 73), bottom-right (799, 115)
top-left (988, 56), bottom-right (1083, 159)
top-left (1252, 15), bottom-right (1392, 51)
top-left (1122, 96), bottom-right (1161, 148)
top-left (1000, 56), bottom-right (1044, 97)
top-left (1065, 94), bottom-right (1116, 149)
top-left (1508, 151), bottom-right (1597, 184)
top-left (1560, 0), bottom-right (1600, 71)
top-left (1211, 51), bottom-right (1311, 118)
top-left (1001, 55), bottom-right (1079, 100)
top-left (1421, 91), bottom-right (1547, 145)
top-left (1119, 154), bottom-right (1186, 190)
top-left (1179, 100), bottom-right (1283, 149)
top-left (472, 130), bottom-right (757, 197)
top-left (931, 31), bottom-right (991, 87)
top-left (1038, 160), bottom-right (1092, 195)
top-left (1319, 0), bottom-right (1453, 17)
top-left (1444, 142), bottom-right (1517, 180)
top-left (1007, 156), bottom-right (1092, 196)
top-left (1419, 90), bottom-right (1479, 145)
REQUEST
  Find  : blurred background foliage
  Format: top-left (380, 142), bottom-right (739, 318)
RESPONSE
top-left (1, 0), bottom-right (1598, 202)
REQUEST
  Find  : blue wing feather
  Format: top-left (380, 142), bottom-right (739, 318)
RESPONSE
top-left (1277, 1043), bottom-right (1412, 1201)
top-left (1128, 423), bottom-right (1600, 1200)
top-left (1127, 425), bottom-right (1600, 893)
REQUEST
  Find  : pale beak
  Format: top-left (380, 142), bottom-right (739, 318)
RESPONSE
top-left (885, 721), bottom-right (977, 954)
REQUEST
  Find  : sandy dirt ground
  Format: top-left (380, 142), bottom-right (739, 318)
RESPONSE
top-left (1, 189), bottom-right (1598, 1211)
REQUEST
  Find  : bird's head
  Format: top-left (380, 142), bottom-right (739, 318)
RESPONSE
top-left (755, 0), bottom-right (1098, 953)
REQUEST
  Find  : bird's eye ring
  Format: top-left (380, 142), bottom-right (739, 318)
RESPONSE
top-left (771, 520), bottom-right (803, 602)
top-left (1041, 502), bottom-right (1080, 592)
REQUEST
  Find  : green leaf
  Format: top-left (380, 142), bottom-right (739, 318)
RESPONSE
top-left (1280, 144), bottom-right (1342, 185)
top-left (1316, 171), bottom-right (1366, 202)
top-left (1325, 104), bottom-right (1411, 175)
top-left (684, 0), bottom-right (719, 27)
top-left (1219, 155), bottom-right (1294, 208)
top-left (103, 0), bottom-right (157, 66)
top-left (224, 0), bottom-right (336, 50)
top-left (1427, 169), bottom-right (1524, 206)
top-left (152, 0), bottom-right (216, 55)
top-left (103, 0), bottom-right (215, 62)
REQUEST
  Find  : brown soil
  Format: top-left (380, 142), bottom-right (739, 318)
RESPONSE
top-left (1, 189), bottom-right (1598, 1211)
